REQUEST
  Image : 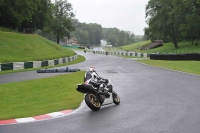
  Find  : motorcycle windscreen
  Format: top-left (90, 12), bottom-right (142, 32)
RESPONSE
top-left (76, 84), bottom-right (97, 94)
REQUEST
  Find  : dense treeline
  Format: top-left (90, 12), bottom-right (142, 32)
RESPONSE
top-left (0, 0), bottom-right (52, 33)
top-left (145, 0), bottom-right (200, 48)
top-left (72, 19), bottom-right (137, 46)
top-left (0, 0), bottom-right (75, 44)
top-left (72, 19), bottom-right (103, 46)
top-left (102, 28), bottom-right (135, 46)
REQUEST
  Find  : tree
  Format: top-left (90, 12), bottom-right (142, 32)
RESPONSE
top-left (0, 0), bottom-right (33, 29)
top-left (103, 28), bottom-right (120, 46)
top-left (119, 31), bottom-right (126, 46)
top-left (50, 0), bottom-right (75, 44)
top-left (172, 0), bottom-right (200, 44)
top-left (72, 22), bottom-right (102, 46)
top-left (102, 28), bottom-right (135, 46)
top-left (31, 0), bottom-right (52, 30)
top-left (0, 0), bottom-right (53, 33)
top-left (74, 29), bottom-right (89, 44)
top-left (145, 0), bottom-right (181, 48)
top-left (18, 0), bottom-right (53, 33)
top-left (93, 24), bottom-right (103, 45)
top-left (107, 35), bottom-right (118, 45)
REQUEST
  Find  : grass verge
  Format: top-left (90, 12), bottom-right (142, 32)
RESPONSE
top-left (119, 40), bottom-right (151, 51)
top-left (0, 31), bottom-right (75, 63)
top-left (136, 59), bottom-right (200, 75)
top-left (0, 71), bottom-right (85, 120)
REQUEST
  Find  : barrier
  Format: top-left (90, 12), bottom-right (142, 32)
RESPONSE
top-left (96, 50), bottom-right (151, 58)
top-left (0, 54), bottom-right (78, 71)
top-left (150, 53), bottom-right (200, 60)
top-left (13, 62), bottom-right (24, 70)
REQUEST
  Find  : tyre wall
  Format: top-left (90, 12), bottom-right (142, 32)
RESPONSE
top-left (150, 53), bottom-right (200, 60)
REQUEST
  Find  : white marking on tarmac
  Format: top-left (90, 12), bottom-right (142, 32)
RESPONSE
top-left (16, 117), bottom-right (36, 123)
top-left (47, 112), bottom-right (65, 118)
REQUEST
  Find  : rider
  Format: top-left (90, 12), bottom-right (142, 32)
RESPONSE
top-left (84, 67), bottom-right (109, 96)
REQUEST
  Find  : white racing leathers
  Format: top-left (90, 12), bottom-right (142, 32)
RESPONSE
top-left (84, 71), bottom-right (104, 89)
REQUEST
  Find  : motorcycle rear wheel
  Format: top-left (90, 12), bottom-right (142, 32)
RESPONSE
top-left (112, 91), bottom-right (120, 105)
top-left (85, 93), bottom-right (101, 111)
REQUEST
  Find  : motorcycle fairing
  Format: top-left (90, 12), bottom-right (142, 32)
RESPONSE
top-left (76, 84), bottom-right (98, 94)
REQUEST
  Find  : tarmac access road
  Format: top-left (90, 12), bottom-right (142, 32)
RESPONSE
top-left (1, 50), bottom-right (200, 133)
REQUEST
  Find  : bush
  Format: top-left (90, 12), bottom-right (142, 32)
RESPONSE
top-left (78, 46), bottom-right (85, 49)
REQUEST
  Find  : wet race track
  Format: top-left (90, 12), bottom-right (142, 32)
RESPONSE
top-left (1, 50), bottom-right (200, 133)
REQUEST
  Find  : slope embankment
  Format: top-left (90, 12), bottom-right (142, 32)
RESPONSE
top-left (0, 31), bottom-right (75, 63)
top-left (0, 30), bottom-right (77, 71)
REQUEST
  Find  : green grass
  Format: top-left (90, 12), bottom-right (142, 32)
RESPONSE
top-left (0, 31), bottom-right (75, 63)
top-left (0, 28), bottom-right (87, 120)
top-left (0, 71), bottom-right (85, 120)
top-left (115, 40), bottom-right (200, 54)
top-left (136, 59), bottom-right (200, 75)
top-left (108, 40), bottom-right (200, 76)
top-left (140, 40), bottom-right (200, 54)
top-left (0, 27), bottom-right (18, 32)
top-left (119, 40), bottom-right (151, 51)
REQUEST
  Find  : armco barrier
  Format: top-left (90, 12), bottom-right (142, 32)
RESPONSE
top-left (1, 63), bottom-right (13, 71)
top-left (0, 54), bottom-right (78, 71)
top-left (24, 62), bottom-right (33, 69)
top-left (41, 60), bottom-right (48, 67)
top-left (13, 62), bottom-right (24, 70)
top-left (33, 61), bottom-right (41, 68)
top-left (48, 60), bottom-right (54, 66)
top-left (59, 58), bottom-right (63, 64)
top-left (150, 53), bottom-right (200, 60)
top-left (54, 59), bottom-right (59, 65)
top-left (96, 50), bottom-right (150, 57)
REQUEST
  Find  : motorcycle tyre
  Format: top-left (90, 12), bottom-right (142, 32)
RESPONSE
top-left (112, 91), bottom-right (120, 105)
top-left (85, 93), bottom-right (101, 111)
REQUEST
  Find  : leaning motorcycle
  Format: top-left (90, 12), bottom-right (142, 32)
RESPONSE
top-left (76, 79), bottom-right (120, 111)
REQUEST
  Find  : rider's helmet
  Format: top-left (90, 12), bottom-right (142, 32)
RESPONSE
top-left (105, 79), bottom-right (109, 83)
top-left (89, 67), bottom-right (98, 81)
top-left (89, 66), bottom-right (96, 72)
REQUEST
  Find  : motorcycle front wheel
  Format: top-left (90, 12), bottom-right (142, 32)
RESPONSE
top-left (85, 93), bottom-right (101, 111)
top-left (112, 91), bottom-right (120, 105)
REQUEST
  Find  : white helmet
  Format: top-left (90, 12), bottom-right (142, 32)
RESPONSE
top-left (89, 67), bottom-right (99, 81)
top-left (89, 66), bottom-right (96, 72)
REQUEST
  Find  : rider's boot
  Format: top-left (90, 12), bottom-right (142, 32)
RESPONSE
top-left (98, 87), bottom-right (110, 98)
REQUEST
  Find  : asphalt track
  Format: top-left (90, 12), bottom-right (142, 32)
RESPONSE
top-left (1, 50), bottom-right (200, 133)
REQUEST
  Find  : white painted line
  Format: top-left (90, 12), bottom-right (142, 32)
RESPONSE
top-left (16, 117), bottom-right (36, 123)
top-left (47, 112), bottom-right (65, 118)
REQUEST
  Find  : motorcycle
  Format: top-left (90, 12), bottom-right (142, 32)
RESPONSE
top-left (106, 51), bottom-right (108, 56)
top-left (76, 79), bottom-right (120, 111)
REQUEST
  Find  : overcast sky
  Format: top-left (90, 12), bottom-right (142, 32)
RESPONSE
top-left (67, 0), bottom-right (149, 35)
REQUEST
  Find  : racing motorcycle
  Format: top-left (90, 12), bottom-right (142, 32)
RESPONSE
top-left (76, 79), bottom-right (120, 111)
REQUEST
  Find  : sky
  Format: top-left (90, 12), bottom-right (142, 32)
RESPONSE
top-left (56, 0), bottom-right (150, 35)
